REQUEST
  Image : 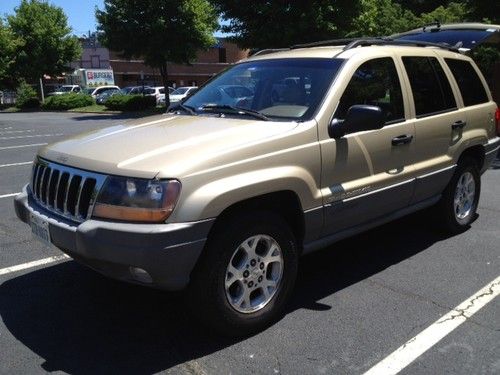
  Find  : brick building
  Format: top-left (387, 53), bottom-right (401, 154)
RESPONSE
top-left (109, 38), bottom-right (248, 88)
top-left (70, 36), bottom-right (111, 70)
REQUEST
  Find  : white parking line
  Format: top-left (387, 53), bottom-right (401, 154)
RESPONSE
top-left (0, 130), bottom-right (34, 134)
top-left (0, 255), bottom-right (70, 276)
top-left (0, 161), bottom-right (32, 168)
top-left (363, 275), bottom-right (500, 375)
top-left (0, 127), bottom-right (13, 130)
top-left (0, 133), bottom-right (63, 140)
top-left (0, 193), bottom-right (20, 199)
top-left (0, 143), bottom-right (48, 151)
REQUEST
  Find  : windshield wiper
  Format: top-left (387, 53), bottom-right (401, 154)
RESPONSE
top-left (171, 103), bottom-right (197, 116)
top-left (200, 104), bottom-right (269, 121)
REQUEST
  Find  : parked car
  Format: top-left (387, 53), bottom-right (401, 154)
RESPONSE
top-left (47, 85), bottom-right (81, 96)
top-left (167, 86), bottom-right (198, 104)
top-left (82, 85), bottom-right (120, 98)
top-left (95, 88), bottom-right (120, 105)
top-left (120, 86), bottom-right (154, 95)
top-left (15, 36), bottom-right (500, 336)
top-left (143, 86), bottom-right (175, 105)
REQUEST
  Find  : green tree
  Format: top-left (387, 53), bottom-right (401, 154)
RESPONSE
top-left (348, 0), bottom-right (417, 37)
top-left (96, 0), bottom-right (218, 107)
top-left (7, 0), bottom-right (81, 94)
top-left (465, 0), bottom-right (500, 24)
top-left (349, 0), bottom-right (468, 37)
top-left (212, 0), bottom-right (362, 49)
top-left (0, 19), bottom-right (22, 88)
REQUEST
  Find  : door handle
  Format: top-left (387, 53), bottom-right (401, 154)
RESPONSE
top-left (392, 134), bottom-right (413, 146)
top-left (451, 120), bottom-right (466, 130)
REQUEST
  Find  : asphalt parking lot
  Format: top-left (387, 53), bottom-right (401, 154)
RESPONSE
top-left (0, 112), bottom-right (498, 374)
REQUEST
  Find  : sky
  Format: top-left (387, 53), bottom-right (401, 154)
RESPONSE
top-left (0, 0), bottom-right (104, 36)
top-left (0, 0), bottom-right (227, 37)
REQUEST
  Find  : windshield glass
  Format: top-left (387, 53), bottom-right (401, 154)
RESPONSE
top-left (183, 58), bottom-right (344, 120)
top-left (58, 86), bottom-right (74, 92)
top-left (82, 88), bottom-right (94, 95)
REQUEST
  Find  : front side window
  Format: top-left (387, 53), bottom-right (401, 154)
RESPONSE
top-left (402, 56), bottom-right (456, 117)
top-left (184, 58), bottom-right (344, 121)
top-left (335, 57), bottom-right (404, 124)
top-left (445, 58), bottom-right (489, 107)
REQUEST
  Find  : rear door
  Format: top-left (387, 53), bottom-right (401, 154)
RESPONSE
top-left (398, 53), bottom-right (464, 203)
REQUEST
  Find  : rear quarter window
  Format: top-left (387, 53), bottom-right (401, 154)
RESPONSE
top-left (402, 56), bottom-right (456, 118)
top-left (444, 59), bottom-right (489, 107)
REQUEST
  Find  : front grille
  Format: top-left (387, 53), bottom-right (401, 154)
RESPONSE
top-left (30, 158), bottom-right (107, 222)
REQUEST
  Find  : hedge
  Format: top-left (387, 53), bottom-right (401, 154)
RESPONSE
top-left (16, 82), bottom-right (40, 109)
top-left (42, 93), bottom-right (94, 110)
top-left (105, 94), bottom-right (156, 111)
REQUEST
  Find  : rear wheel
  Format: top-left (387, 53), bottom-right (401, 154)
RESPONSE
top-left (188, 211), bottom-right (298, 336)
top-left (436, 157), bottom-right (480, 233)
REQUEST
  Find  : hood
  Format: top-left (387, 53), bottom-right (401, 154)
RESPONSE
top-left (39, 114), bottom-right (298, 179)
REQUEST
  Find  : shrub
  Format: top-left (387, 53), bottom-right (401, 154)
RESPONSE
top-left (16, 82), bottom-right (40, 109)
top-left (105, 94), bottom-right (156, 111)
top-left (42, 93), bottom-right (94, 110)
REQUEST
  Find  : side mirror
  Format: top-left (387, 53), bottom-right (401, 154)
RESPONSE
top-left (328, 105), bottom-right (385, 138)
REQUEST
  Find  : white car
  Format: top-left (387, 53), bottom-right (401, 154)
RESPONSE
top-left (82, 85), bottom-right (121, 98)
top-left (47, 85), bottom-right (81, 96)
top-left (167, 86), bottom-right (198, 104)
top-left (145, 86), bottom-right (175, 104)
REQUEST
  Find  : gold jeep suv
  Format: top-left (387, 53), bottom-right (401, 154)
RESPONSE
top-left (15, 38), bottom-right (500, 335)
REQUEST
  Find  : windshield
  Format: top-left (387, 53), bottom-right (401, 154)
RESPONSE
top-left (120, 87), bottom-right (133, 94)
top-left (58, 86), bottom-right (74, 92)
top-left (82, 88), bottom-right (94, 95)
top-left (173, 87), bottom-right (190, 95)
top-left (183, 58), bottom-right (344, 120)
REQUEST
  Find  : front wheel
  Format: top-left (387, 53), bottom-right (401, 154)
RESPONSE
top-left (436, 157), bottom-right (480, 233)
top-left (187, 211), bottom-right (298, 336)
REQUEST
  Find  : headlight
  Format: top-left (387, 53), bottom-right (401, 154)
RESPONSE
top-left (92, 177), bottom-right (181, 223)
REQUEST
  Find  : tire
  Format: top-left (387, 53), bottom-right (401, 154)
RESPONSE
top-left (187, 211), bottom-right (298, 336)
top-left (436, 157), bottom-right (481, 234)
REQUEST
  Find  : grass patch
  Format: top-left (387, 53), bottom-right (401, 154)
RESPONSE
top-left (1, 106), bottom-right (21, 113)
top-left (68, 104), bottom-right (109, 113)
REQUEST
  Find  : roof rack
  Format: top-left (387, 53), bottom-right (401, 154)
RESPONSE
top-left (251, 48), bottom-right (289, 57)
top-left (290, 37), bottom-right (460, 52)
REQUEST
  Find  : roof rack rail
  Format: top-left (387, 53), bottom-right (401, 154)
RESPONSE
top-left (290, 38), bottom-right (358, 49)
top-left (251, 48), bottom-right (289, 57)
top-left (343, 38), bottom-right (459, 52)
top-left (290, 37), bottom-right (459, 52)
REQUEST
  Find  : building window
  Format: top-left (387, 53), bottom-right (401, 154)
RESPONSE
top-left (219, 48), bottom-right (227, 63)
top-left (91, 55), bottom-right (101, 68)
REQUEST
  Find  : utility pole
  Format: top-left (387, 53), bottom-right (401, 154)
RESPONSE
top-left (39, 77), bottom-right (45, 102)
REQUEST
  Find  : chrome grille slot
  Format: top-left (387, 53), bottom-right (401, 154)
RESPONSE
top-left (56, 172), bottom-right (70, 211)
top-left (66, 175), bottom-right (82, 216)
top-left (29, 158), bottom-right (107, 222)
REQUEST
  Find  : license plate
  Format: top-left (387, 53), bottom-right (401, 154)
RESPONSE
top-left (30, 213), bottom-right (52, 247)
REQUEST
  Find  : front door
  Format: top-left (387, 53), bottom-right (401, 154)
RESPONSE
top-left (320, 57), bottom-right (416, 235)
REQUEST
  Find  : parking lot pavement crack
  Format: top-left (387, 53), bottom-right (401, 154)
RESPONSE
top-left (367, 277), bottom-right (500, 332)
top-left (437, 280), bottom-right (500, 326)
top-left (365, 278), bottom-right (451, 311)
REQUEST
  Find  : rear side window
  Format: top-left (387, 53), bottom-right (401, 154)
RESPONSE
top-left (445, 59), bottom-right (489, 106)
top-left (402, 56), bottom-right (456, 117)
top-left (335, 57), bottom-right (404, 124)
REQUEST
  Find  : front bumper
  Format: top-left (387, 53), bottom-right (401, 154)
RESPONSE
top-left (14, 186), bottom-right (214, 290)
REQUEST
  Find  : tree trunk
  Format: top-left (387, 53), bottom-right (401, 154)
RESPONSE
top-left (159, 61), bottom-right (170, 109)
